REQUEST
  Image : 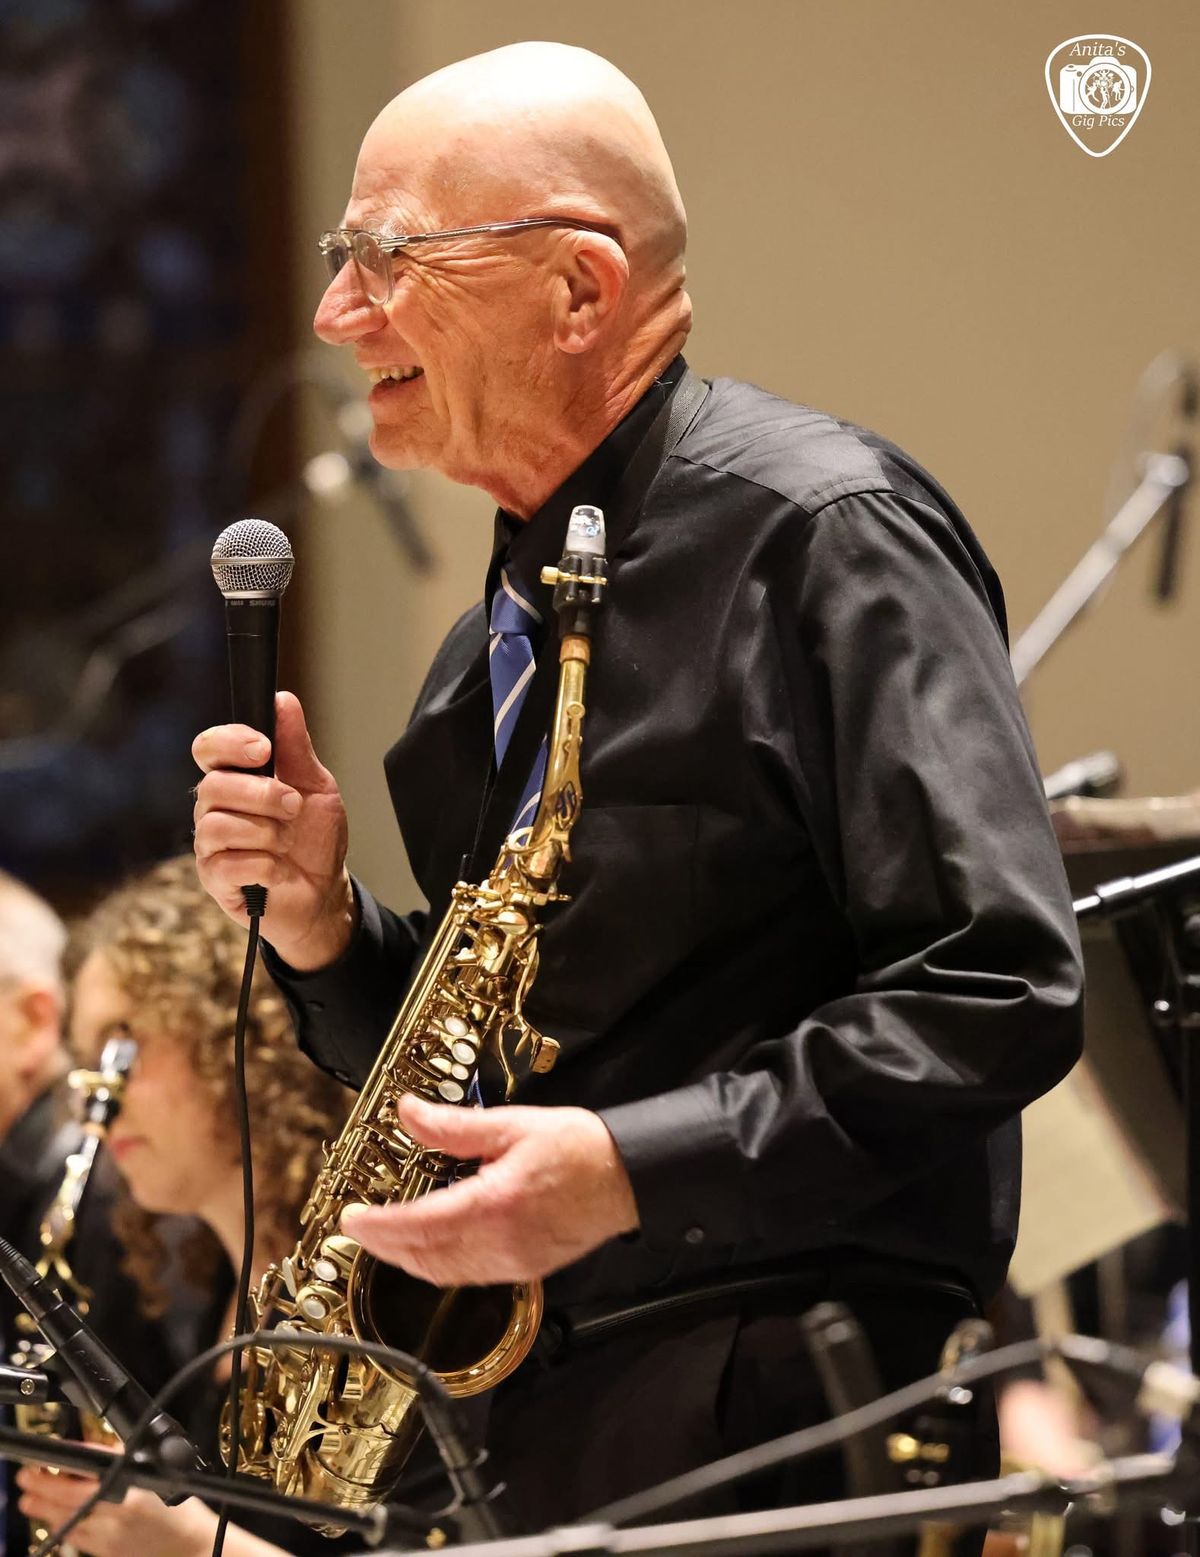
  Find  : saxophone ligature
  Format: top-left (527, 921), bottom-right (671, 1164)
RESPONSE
top-left (232, 504), bottom-right (609, 1528)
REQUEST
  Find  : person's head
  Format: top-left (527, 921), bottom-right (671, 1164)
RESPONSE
top-left (68, 855), bottom-right (349, 1311)
top-left (0, 871), bottom-right (67, 1138)
top-left (314, 41), bottom-right (692, 515)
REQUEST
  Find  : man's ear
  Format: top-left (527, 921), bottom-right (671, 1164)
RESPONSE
top-left (14, 985), bottom-right (63, 1077)
top-left (553, 234), bottom-right (629, 355)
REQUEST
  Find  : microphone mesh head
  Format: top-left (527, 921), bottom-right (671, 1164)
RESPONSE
top-left (211, 518), bottom-right (294, 597)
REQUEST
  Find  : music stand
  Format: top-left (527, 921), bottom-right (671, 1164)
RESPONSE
top-left (1009, 836), bottom-right (1195, 1299)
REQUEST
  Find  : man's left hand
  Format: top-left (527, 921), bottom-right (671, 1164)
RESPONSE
top-left (342, 1095), bottom-right (640, 1284)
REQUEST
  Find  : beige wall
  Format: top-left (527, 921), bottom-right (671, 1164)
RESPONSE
top-left (286, 0), bottom-right (1200, 913)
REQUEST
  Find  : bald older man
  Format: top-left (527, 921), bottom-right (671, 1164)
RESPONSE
top-left (193, 44), bottom-right (1082, 1532)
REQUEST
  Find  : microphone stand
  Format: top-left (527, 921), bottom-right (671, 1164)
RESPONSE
top-left (0, 1363), bottom-right (54, 1405)
top-left (363, 1453), bottom-right (1191, 1557)
top-left (0, 1422), bottom-right (444, 1549)
top-left (1010, 450), bottom-right (1191, 686)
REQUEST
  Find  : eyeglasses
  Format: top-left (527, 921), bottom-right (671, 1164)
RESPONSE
top-left (318, 217), bottom-right (612, 307)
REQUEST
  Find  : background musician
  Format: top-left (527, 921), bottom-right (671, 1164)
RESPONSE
top-left (0, 871), bottom-right (171, 1556)
top-left (16, 857), bottom-right (355, 1557)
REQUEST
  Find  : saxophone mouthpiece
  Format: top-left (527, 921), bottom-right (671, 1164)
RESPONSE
top-left (566, 503), bottom-right (605, 556)
top-left (540, 505), bottom-right (608, 633)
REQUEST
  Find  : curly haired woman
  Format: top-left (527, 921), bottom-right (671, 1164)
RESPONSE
top-left (16, 855), bottom-right (356, 1557)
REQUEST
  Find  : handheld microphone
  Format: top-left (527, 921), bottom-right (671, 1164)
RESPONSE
top-left (210, 518), bottom-right (295, 915)
top-left (0, 1237), bottom-right (203, 1481)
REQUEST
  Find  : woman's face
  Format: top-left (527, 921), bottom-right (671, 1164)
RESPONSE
top-left (70, 950), bottom-right (239, 1217)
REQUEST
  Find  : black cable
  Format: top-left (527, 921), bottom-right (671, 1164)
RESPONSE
top-left (27, 1328), bottom-right (456, 1557)
top-left (27, 1330), bottom-right (1051, 1557)
top-left (210, 913), bottom-right (261, 1557)
top-left (586, 1337), bottom-right (1050, 1528)
top-left (28, 1322), bottom-right (1156, 1557)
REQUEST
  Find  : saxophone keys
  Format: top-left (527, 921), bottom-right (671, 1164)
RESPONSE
top-left (450, 1040), bottom-right (476, 1065)
top-left (341, 1356), bottom-right (369, 1402)
top-left (297, 1283), bottom-right (340, 1321)
top-left (437, 1078), bottom-right (466, 1102)
top-left (532, 1036), bottom-right (561, 1074)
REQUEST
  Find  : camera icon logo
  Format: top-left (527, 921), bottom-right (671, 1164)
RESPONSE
top-left (1045, 34), bottom-right (1152, 158)
top-left (1058, 59), bottom-right (1137, 116)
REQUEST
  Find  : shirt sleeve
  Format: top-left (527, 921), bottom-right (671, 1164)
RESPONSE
top-left (600, 490), bottom-right (1084, 1248)
top-left (262, 877), bottom-right (426, 1088)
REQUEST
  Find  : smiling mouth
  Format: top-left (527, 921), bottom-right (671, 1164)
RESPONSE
top-left (367, 366), bottom-right (424, 385)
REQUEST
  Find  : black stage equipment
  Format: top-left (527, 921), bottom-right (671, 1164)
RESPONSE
top-left (0, 1237), bottom-right (201, 1479)
top-left (1073, 855), bottom-right (1200, 1401)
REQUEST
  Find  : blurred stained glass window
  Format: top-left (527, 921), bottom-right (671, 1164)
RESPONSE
top-left (0, 0), bottom-right (290, 901)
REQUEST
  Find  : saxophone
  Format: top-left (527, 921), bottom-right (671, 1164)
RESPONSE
top-left (234, 504), bottom-right (609, 1525)
top-left (12, 1033), bottom-right (137, 1555)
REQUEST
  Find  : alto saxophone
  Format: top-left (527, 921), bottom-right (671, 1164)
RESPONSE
top-left (234, 504), bottom-right (609, 1525)
top-left (12, 1033), bottom-right (137, 1555)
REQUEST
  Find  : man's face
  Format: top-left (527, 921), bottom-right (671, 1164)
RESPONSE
top-left (70, 951), bottom-right (238, 1218)
top-left (0, 976), bottom-right (60, 1139)
top-left (313, 172), bottom-right (557, 492)
top-left (0, 980), bottom-right (29, 1133)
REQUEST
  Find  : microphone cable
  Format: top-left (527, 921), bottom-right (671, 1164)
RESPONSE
top-left (26, 1328), bottom-right (489, 1557)
top-left (210, 902), bottom-right (263, 1557)
top-left (28, 1325), bottom-right (1191, 1556)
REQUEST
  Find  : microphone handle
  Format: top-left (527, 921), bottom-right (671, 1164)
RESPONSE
top-left (224, 597), bottom-right (279, 778)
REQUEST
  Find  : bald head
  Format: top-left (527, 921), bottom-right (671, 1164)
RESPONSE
top-left (318, 43), bottom-right (693, 515)
top-left (360, 43), bottom-right (688, 305)
top-left (0, 872), bottom-right (66, 1136)
top-left (0, 871), bottom-right (65, 995)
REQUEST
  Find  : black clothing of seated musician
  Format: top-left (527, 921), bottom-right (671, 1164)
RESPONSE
top-left (192, 42), bottom-right (1084, 1536)
top-left (0, 872), bottom-right (177, 1557)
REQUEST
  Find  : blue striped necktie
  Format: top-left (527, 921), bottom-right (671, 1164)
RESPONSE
top-left (489, 567), bottom-right (549, 835)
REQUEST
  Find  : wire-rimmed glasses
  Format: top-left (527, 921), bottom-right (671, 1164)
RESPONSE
top-left (318, 217), bottom-right (613, 307)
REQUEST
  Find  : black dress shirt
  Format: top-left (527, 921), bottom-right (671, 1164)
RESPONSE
top-left (267, 363), bottom-right (1083, 1309)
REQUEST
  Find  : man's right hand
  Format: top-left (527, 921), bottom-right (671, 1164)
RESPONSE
top-left (192, 690), bottom-right (355, 971)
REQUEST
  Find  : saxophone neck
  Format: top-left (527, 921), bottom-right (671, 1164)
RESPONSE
top-left (510, 633), bottom-right (590, 886)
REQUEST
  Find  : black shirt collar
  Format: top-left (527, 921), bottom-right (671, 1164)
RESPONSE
top-left (485, 355), bottom-right (687, 625)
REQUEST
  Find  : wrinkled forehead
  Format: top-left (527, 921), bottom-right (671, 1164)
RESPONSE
top-left (341, 108), bottom-right (451, 232)
top-left (343, 102), bottom-right (528, 234)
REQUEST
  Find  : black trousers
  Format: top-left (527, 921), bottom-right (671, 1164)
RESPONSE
top-left (484, 1264), bottom-right (999, 1553)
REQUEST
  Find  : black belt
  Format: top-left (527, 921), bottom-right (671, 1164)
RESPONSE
top-left (533, 1251), bottom-right (979, 1365)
